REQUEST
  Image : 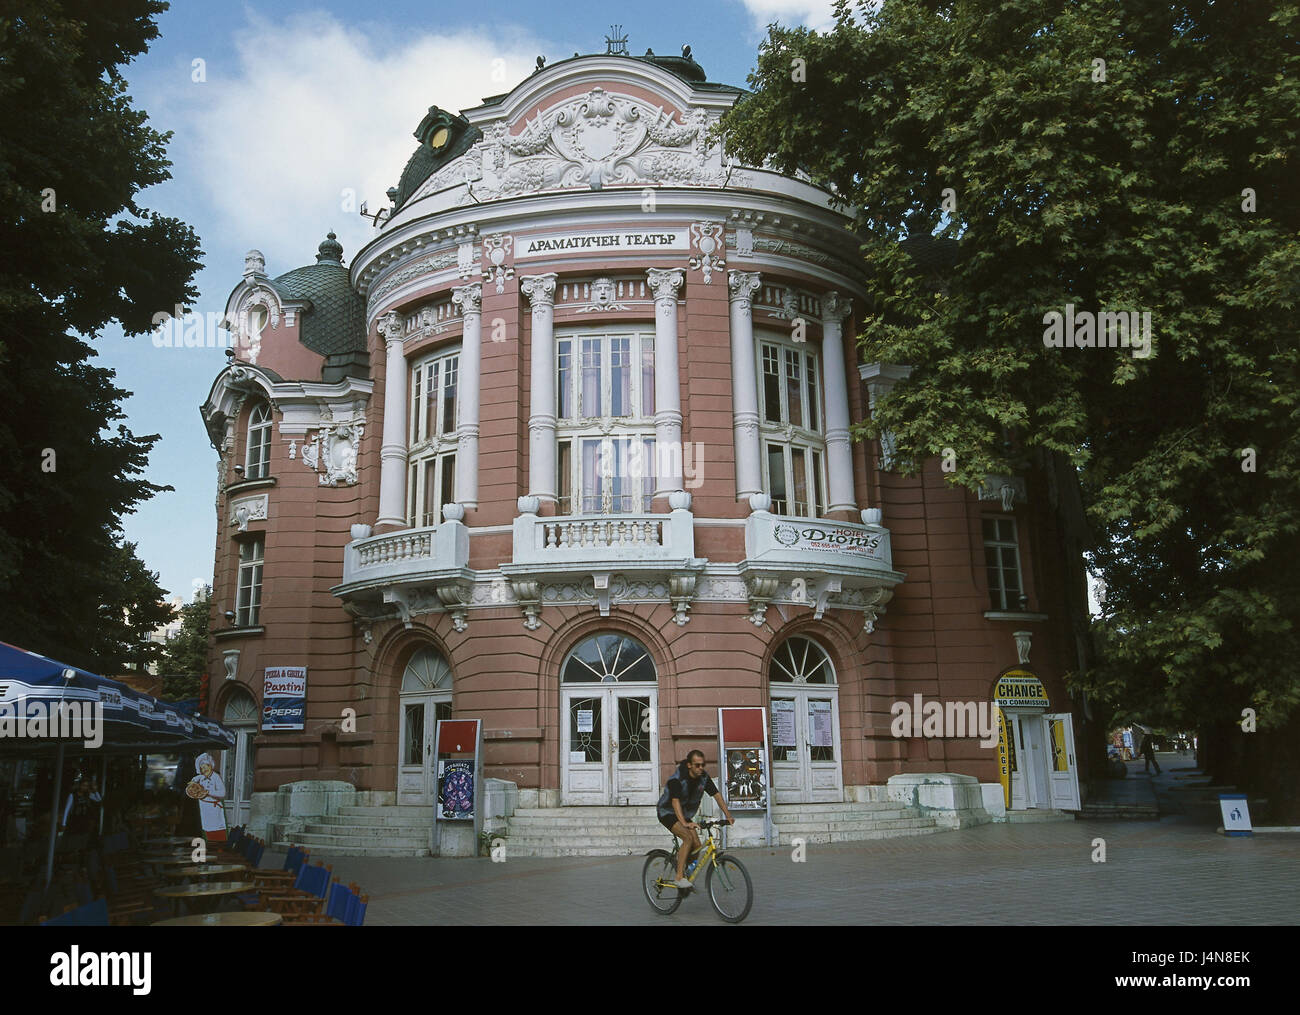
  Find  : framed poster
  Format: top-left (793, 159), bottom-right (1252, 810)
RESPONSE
top-left (771, 699), bottom-right (796, 747)
top-left (437, 759), bottom-right (475, 820)
top-left (262, 666), bottom-right (306, 731)
top-left (725, 748), bottom-right (767, 810)
top-left (809, 700), bottom-right (833, 748)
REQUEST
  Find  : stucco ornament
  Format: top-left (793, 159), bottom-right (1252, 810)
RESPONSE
top-left (480, 234), bottom-right (514, 294)
top-left (411, 88), bottom-right (744, 205)
top-left (689, 221), bottom-right (726, 284)
top-left (301, 422), bottom-right (363, 486)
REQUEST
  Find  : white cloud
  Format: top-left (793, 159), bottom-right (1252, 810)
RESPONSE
top-left (182, 10), bottom-right (552, 275)
top-left (736, 0), bottom-right (841, 32)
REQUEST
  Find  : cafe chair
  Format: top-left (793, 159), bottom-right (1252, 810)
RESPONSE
top-left (40, 898), bottom-right (109, 927)
top-left (263, 860), bottom-right (333, 918)
top-left (282, 880), bottom-right (356, 926)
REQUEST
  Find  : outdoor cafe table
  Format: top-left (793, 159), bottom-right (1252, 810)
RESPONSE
top-left (163, 864), bottom-right (248, 881)
top-left (153, 911), bottom-right (282, 927)
top-left (143, 837), bottom-right (192, 847)
top-left (154, 880), bottom-right (249, 917)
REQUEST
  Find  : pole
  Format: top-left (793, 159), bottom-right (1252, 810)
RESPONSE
top-left (44, 743), bottom-right (65, 890)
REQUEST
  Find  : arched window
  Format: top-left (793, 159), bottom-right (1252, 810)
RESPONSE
top-left (245, 403), bottom-right (272, 480)
top-left (562, 633), bottom-right (656, 683)
top-left (768, 636), bottom-right (835, 685)
top-left (400, 647), bottom-right (453, 769)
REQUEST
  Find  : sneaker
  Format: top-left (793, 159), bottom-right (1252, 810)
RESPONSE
top-left (673, 878), bottom-right (693, 890)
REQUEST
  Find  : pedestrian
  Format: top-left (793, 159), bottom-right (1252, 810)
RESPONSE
top-left (1141, 734), bottom-right (1161, 775)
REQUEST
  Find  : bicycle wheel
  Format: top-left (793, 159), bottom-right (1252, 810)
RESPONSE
top-left (642, 850), bottom-right (684, 914)
top-left (705, 854), bottom-right (752, 923)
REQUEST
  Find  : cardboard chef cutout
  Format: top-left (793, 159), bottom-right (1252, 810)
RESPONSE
top-left (187, 752), bottom-right (228, 843)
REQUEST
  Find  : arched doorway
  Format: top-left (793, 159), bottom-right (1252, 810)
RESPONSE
top-left (222, 687), bottom-right (258, 827)
top-left (768, 636), bottom-right (843, 803)
top-left (397, 647), bottom-right (453, 805)
top-left (559, 632), bottom-right (658, 805)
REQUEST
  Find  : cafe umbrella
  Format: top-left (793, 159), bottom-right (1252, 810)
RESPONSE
top-left (0, 641), bottom-right (236, 887)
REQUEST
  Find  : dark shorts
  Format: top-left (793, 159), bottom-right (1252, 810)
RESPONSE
top-left (658, 814), bottom-right (680, 834)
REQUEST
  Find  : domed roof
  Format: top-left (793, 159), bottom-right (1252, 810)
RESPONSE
top-left (269, 233), bottom-right (368, 380)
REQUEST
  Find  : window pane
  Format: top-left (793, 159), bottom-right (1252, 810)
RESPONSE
top-left (411, 365), bottom-right (422, 445)
top-left (581, 339), bottom-right (601, 417)
top-left (425, 361), bottom-right (439, 442)
top-left (808, 699), bottom-right (835, 761)
top-left (762, 346), bottom-right (781, 423)
top-left (557, 339), bottom-right (572, 420)
top-left (407, 463), bottom-right (417, 526)
top-left (792, 448), bottom-right (809, 516)
top-left (442, 356), bottom-right (458, 435)
top-left (580, 440), bottom-right (601, 513)
top-left (423, 459), bottom-right (437, 527)
top-left (441, 453), bottom-right (456, 513)
top-left (810, 451), bottom-right (824, 518)
top-left (611, 337), bottom-right (630, 417)
top-left (641, 437), bottom-right (656, 511)
top-left (569, 697), bottom-right (601, 761)
top-left (806, 354), bottom-right (820, 432)
top-left (557, 441), bottom-right (571, 514)
top-left (641, 338), bottom-right (655, 417)
top-left (618, 696), bottom-right (652, 763)
top-left (768, 445), bottom-right (788, 514)
top-left (983, 518), bottom-right (998, 543)
top-left (786, 349), bottom-right (803, 429)
top-left (403, 704), bottom-right (424, 766)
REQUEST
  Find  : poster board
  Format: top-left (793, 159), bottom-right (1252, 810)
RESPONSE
top-left (717, 707), bottom-right (774, 847)
top-left (432, 718), bottom-right (482, 856)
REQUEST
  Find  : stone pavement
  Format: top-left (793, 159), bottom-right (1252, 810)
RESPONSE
top-left (269, 756), bottom-right (1297, 925)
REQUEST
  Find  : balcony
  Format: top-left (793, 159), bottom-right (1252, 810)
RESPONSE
top-left (738, 496), bottom-right (903, 628)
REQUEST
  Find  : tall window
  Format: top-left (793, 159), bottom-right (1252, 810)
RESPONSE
top-left (236, 538), bottom-right (264, 626)
top-left (759, 336), bottom-right (825, 518)
top-left (983, 518), bottom-right (1023, 610)
top-left (556, 331), bottom-right (656, 514)
top-left (245, 403), bottom-right (272, 480)
top-left (407, 346), bottom-right (460, 527)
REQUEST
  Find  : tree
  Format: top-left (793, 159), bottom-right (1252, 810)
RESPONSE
top-left (722, 1), bottom-right (1300, 811)
top-left (160, 585), bottom-right (210, 700)
top-left (85, 536), bottom-right (175, 674)
top-left (0, 1), bottom-right (203, 668)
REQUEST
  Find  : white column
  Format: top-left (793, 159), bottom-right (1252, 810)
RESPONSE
top-left (821, 291), bottom-right (856, 513)
top-left (376, 311), bottom-right (409, 528)
top-left (451, 282), bottom-right (482, 508)
top-left (647, 268), bottom-right (685, 496)
top-left (728, 270), bottom-right (762, 500)
top-left (521, 274), bottom-right (558, 504)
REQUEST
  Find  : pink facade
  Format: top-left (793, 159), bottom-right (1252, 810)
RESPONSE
top-left (201, 48), bottom-right (1093, 842)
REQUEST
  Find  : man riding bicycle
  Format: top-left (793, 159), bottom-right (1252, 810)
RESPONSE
top-left (657, 749), bottom-right (734, 889)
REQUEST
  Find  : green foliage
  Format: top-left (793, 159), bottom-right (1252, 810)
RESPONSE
top-left (723, 0), bottom-right (1300, 730)
top-left (85, 537), bottom-right (175, 674)
top-left (160, 586), bottom-right (211, 700)
top-left (0, 1), bottom-right (203, 668)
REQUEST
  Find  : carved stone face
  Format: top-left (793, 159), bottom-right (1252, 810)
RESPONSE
top-left (590, 278), bottom-right (615, 307)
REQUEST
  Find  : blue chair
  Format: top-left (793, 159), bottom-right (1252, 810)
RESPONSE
top-left (41, 898), bottom-right (109, 926)
top-left (264, 861), bottom-right (332, 917)
top-left (284, 880), bottom-right (353, 926)
top-left (344, 892), bottom-right (368, 927)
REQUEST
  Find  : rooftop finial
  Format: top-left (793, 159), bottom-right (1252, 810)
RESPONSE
top-left (316, 230), bottom-right (343, 264)
top-left (605, 25), bottom-right (628, 56)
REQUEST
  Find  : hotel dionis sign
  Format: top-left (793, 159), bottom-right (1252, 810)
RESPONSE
top-left (764, 521), bottom-right (892, 568)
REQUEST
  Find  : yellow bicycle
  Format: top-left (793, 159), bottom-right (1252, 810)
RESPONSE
top-left (642, 818), bottom-right (753, 923)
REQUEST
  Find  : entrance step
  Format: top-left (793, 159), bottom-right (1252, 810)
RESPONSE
top-left (272, 805), bottom-right (437, 857)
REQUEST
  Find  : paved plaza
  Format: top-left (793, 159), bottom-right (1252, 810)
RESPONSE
top-left (277, 759), bottom-right (1299, 925)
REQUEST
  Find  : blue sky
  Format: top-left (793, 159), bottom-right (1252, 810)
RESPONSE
top-left (105, 0), bottom-right (837, 602)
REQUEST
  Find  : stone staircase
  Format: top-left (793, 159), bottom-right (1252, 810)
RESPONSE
top-left (502, 801), bottom-right (944, 857)
top-left (275, 805), bottom-right (434, 857)
top-left (771, 801), bottom-right (940, 844)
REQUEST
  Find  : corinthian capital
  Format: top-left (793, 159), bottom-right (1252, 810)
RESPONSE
top-left (646, 267), bottom-right (685, 302)
top-left (520, 273), bottom-right (558, 308)
top-left (452, 282), bottom-right (482, 315)
top-left (822, 290), bottom-right (852, 323)
top-left (727, 270), bottom-right (761, 306)
top-left (378, 310), bottom-right (405, 345)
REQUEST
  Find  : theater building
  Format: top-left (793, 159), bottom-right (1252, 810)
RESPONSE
top-left (201, 43), bottom-right (1092, 855)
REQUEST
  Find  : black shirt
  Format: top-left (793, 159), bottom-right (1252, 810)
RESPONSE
top-left (657, 761), bottom-right (719, 822)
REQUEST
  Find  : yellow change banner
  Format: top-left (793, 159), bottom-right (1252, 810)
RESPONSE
top-left (993, 669), bottom-right (1049, 709)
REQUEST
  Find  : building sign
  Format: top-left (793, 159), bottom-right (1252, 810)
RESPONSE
top-left (516, 229), bottom-right (689, 259)
top-left (995, 709), bottom-right (1012, 808)
top-left (262, 666), bottom-right (307, 731)
top-left (993, 669), bottom-right (1049, 709)
top-left (771, 523), bottom-right (890, 564)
